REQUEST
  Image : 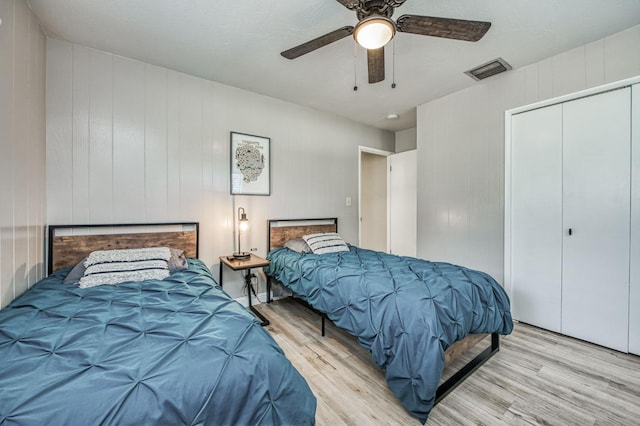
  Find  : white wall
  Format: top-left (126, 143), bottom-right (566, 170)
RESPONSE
top-left (46, 39), bottom-right (394, 298)
top-left (395, 127), bottom-right (416, 153)
top-left (0, 0), bottom-right (47, 308)
top-left (416, 24), bottom-right (640, 284)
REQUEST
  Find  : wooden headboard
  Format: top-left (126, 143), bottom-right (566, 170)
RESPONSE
top-left (47, 222), bottom-right (199, 275)
top-left (268, 218), bottom-right (338, 251)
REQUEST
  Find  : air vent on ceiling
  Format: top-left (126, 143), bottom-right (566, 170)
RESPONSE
top-left (465, 57), bottom-right (512, 81)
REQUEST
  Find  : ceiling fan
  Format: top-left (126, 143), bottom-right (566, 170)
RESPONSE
top-left (281, 0), bottom-right (491, 84)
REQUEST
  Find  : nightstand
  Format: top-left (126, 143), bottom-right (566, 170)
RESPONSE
top-left (219, 254), bottom-right (270, 326)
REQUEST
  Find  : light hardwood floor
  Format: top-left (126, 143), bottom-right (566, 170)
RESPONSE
top-left (256, 299), bottom-right (640, 425)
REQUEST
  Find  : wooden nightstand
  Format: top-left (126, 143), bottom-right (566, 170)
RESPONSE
top-left (219, 254), bottom-right (270, 326)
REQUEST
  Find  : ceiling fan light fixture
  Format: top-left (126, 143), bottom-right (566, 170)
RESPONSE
top-left (354, 16), bottom-right (396, 49)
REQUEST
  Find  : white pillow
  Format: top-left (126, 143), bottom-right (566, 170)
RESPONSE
top-left (84, 247), bottom-right (172, 266)
top-left (79, 247), bottom-right (171, 288)
top-left (303, 233), bottom-right (349, 254)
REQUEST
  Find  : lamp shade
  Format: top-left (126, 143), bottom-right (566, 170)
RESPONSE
top-left (354, 16), bottom-right (396, 50)
top-left (238, 209), bottom-right (249, 231)
top-left (233, 207), bottom-right (250, 259)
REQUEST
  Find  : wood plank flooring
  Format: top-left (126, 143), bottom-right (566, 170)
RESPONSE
top-left (256, 299), bottom-right (640, 425)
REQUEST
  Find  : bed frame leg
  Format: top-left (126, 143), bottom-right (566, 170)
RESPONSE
top-left (271, 279), bottom-right (327, 337)
top-left (435, 333), bottom-right (500, 405)
top-left (266, 276), bottom-right (272, 304)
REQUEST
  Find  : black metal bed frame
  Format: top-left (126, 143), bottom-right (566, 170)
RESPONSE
top-left (435, 332), bottom-right (499, 404)
top-left (267, 275), bottom-right (499, 405)
top-left (265, 217), bottom-right (500, 406)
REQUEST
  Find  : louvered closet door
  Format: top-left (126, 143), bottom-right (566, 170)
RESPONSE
top-left (562, 87), bottom-right (631, 352)
top-left (510, 105), bottom-right (563, 332)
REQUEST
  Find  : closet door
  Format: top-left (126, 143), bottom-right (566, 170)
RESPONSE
top-left (630, 84), bottom-right (640, 356)
top-left (510, 104), bottom-right (563, 332)
top-left (562, 88), bottom-right (631, 352)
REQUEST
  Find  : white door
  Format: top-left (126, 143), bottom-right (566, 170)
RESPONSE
top-left (630, 84), bottom-right (640, 355)
top-left (389, 150), bottom-right (417, 257)
top-left (562, 88), bottom-right (631, 352)
top-left (510, 104), bottom-right (563, 333)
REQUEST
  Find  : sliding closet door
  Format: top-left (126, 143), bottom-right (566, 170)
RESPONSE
top-left (510, 105), bottom-right (563, 332)
top-left (630, 84), bottom-right (640, 356)
top-left (562, 88), bottom-right (631, 352)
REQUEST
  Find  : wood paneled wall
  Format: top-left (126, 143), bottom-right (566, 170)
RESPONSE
top-left (416, 24), bottom-right (640, 288)
top-left (0, 0), bottom-right (47, 308)
top-left (45, 39), bottom-right (394, 298)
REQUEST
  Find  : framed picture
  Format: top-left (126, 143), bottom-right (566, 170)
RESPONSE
top-left (230, 132), bottom-right (271, 195)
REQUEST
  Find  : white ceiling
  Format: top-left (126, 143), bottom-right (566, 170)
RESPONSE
top-left (26, 0), bottom-right (640, 132)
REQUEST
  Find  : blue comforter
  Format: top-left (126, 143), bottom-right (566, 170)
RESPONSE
top-left (0, 259), bottom-right (316, 425)
top-left (265, 246), bottom-right (513, 423)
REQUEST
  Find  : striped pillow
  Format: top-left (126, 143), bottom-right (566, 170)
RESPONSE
top-left (303, 233), bottom-right (349, 254)
top-left (79, 247), bottom-right (171, 288)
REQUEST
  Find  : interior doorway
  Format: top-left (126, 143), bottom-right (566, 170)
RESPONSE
top-left (359, 147), bottom-right (391, 251)
top-left (359, 146), bottom-right (417, 256)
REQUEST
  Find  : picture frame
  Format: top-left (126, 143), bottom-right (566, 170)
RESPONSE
top-left (230, 132), bottom-right (271, 195)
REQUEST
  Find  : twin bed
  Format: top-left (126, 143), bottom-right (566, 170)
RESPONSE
top-left (0, 223), bottom-right (316, 425)
top-left (0, 219), bottom-right (513, 425)
top-left (265, 218), bottom-right (513, 423)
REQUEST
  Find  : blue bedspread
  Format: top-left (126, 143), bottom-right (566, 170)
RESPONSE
top-left (0, 259), bottom-right (316, 425)
top-left (265, 246), bottom-right (513, 423)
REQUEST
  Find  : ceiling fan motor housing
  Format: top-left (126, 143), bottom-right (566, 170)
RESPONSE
top-left (357, 0), bottom-right (397, 20)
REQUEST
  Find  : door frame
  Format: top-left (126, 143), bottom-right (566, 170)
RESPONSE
top-left (504, 75), bottom-right (640, 296)
top-left (358, 146), bottom-right (393, 249)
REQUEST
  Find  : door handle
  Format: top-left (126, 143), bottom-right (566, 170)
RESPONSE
top-left (568, 228), bottom-right (572, 236)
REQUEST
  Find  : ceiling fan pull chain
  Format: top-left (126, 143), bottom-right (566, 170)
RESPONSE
top-left (353, 41), bottom-right (359, 91)
top-left (391, 38), bottom-right (397, 89)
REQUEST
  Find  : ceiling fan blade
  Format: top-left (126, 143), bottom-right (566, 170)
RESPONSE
top-left (396, 15), bottom-right (491, 42)
top-left (335, 0), bottom-right (359, 10)
top-left (281, 26), bottom-right (354, 59)
top-left (367, 47), bottom-right (385, 84)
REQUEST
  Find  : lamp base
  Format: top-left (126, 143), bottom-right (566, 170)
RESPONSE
top-left (232, 251), bottom-right (251, 259)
